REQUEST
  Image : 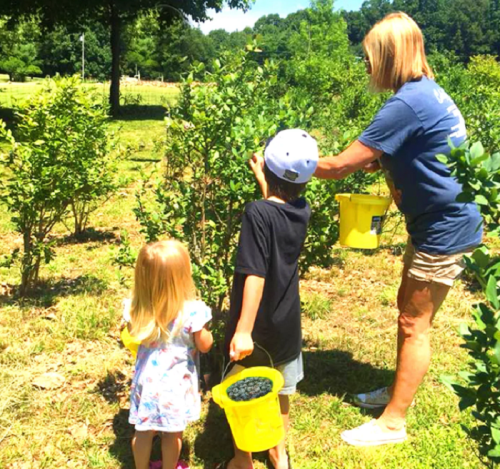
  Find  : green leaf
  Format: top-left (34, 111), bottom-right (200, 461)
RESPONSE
top-left (470, 141), bottom-right (485, 160)
top-left (456, 191), bottom-right (475, 203)
top-left (475, 194), bottom-right (489, 206)
top-left (488, 446), bottom-right (500, 458)
top-left (440, 374), bottom-right (458, 393)
top-left (435, 154), bottom-right (449, 164)
top-left (495, 341), bottom-right (500, 365)
top-left (471, 153), bottom-right (489, 166)
top-left (486, 275), bottom-right (500, 309)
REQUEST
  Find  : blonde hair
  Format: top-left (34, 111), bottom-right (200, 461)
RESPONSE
top-left (363, 12), bottom-right (434, 91)
top-left (129, 240), bottom-right (196, 346)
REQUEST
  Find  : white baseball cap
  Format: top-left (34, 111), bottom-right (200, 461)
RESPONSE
top-left (264, 129), bottom-right (319, 184)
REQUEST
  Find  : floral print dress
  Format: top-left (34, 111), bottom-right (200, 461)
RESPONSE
top-left (128, 300), bottom-right (212, 432)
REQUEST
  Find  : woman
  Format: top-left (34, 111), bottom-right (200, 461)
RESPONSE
top-left (251, 12), bottom-right (482, 448)
top-left (315, 12), bottom-right (482, 446)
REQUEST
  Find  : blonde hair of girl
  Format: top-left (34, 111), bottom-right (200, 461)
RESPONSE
top-left (363, 12), bottom-right (434, 92)
top-left (129, 239), bottom-right (196, 346)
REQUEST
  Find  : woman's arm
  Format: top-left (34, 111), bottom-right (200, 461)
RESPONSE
top-left (315, 140), bottom-right (383, 180)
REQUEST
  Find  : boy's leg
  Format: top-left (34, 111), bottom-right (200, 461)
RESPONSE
top-left (132, 430), bottom-right (155, 469)
top-left (269, 354), bottom-right (302, 469)
top-left (161, 431), bottom-right (183, 469)
top-left (268, 395), bottom-right (290, 469)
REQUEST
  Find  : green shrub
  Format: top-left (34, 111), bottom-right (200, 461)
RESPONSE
top-left (133, 44), bottom-right (314, 315)
top-left (441, 142), bottom-right (500, 467)
top-left (0, 76), bottom-right (115, 294)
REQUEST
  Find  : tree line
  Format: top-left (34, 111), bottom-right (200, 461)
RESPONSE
top-left (0, 0), bottom-right (499, 115)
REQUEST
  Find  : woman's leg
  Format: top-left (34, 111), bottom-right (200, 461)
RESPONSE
top-left (161, 431), bottom-right (183, 469)
top-left (268, 395), bottom-right (290, 469)
top-left (378, 276), bottom-right (450, 431)
top-left (132, 430), bottom-right (155, 469)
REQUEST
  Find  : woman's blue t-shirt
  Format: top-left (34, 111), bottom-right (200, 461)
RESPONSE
top-left (359, 76), bottom-right (482, 255)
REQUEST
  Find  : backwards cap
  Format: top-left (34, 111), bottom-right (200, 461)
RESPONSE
top-left (264, 129), bottom-right (319, 184)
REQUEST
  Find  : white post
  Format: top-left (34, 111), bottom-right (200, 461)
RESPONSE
top-left (80, 33), bottom-right (85, 81)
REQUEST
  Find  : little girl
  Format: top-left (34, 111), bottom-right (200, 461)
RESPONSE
top-left (127, 240), bottom-right (213, 469)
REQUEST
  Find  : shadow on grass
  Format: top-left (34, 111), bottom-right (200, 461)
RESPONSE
top-left (343, 242), bottom-right (407, 258)
top-left (0, 274), bottom-right (108, 308)
top-left (299, 347), bottom-right (394, 398)
top-left (193, 400), bottom-right (269, 469)
top-left (109, 408), bottom-right (135, 469)
top-left (109, 408), bottom-right (194, 468)
top-left (96, 369), bottom-right (130, 405)
top-left (57, 228), bottom-right (118, 246)
top-left (114, 105), bottom-right (167, 121)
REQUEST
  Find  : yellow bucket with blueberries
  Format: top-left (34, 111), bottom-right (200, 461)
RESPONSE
top-left (212, 367), bottom-right (284, 452)
top-left (336, 194), bottom-right (392, 249)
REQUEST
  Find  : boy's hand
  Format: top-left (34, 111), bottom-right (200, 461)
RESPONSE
top-left (230, 332), bottom-right (254, 362)
top-left (249, 154), bottom-right (268, 198)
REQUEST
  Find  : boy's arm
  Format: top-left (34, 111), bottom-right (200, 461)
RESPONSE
top-left (230, 275), bottom-right (265, 361)
top-left (249, 154), bottom-right (268, 198)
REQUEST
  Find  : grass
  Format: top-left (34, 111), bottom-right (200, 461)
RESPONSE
top-left (0, 88), bottom-right (487, 468)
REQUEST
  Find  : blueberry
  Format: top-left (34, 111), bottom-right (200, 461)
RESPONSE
top-left (227, 377), bottom-right (273, 402)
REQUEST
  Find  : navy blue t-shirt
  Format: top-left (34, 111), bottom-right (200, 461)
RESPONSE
top-left (225, 199), bottom-right (310, 367)
top-left (359, 76), bottom-right (482, 254)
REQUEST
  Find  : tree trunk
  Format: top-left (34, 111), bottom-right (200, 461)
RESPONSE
top-left (110, 3), bottom-right (121, 116)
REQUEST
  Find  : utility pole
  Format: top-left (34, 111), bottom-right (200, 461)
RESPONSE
top-left (80, 33), bottom-right (85, 81)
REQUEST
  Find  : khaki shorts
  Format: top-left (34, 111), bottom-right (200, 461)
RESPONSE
top-left (403, 239), bottom-right (472, 287)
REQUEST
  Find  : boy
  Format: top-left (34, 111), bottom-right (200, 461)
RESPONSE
top-left (222, 129), bottom-right (319, 469)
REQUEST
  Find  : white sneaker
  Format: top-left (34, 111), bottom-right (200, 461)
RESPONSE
top-left (352, 387), bottom-right (390, 409)
top-left (341, 419), bottom-right (407, 446)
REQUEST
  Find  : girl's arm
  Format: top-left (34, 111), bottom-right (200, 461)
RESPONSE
top-left (194, 327), bottom-right (213, 354)
top-left (230, 275), bottom-right (265, 361)
top-left (315, 140), bottom-right (383, 180)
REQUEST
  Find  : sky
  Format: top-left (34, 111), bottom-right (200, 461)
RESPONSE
top-left (197, 0), bottom-right (364, 34)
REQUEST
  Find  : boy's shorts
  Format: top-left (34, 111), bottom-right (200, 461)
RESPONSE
top-left (226, 353), bottom-right (303, 396)
top-left (403, 239), bottom-right (472, 287)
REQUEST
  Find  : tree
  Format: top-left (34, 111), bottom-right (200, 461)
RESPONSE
top-left (0, 19), bottom-right (42, 82)
top-left (0, 0), bottom-right (250, 115)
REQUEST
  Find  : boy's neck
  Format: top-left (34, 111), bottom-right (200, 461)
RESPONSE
top-left (266, 195), bottom-right (286, 204)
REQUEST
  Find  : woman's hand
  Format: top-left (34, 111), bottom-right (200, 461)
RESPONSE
top-left (230, 332), bottom-right (254, 362)
top-left (249, 153), bottom-right (268, 198)
top-left (363, 160), bottom-right (381, 173)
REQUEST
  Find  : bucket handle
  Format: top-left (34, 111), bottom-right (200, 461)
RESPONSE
top-left (221, 342), bottom-right (274, 383)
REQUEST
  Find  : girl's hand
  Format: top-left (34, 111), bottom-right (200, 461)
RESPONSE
top-left (230, 332), bottom-right (254, 362)
top-left (249, 154), bottom-right (268, 198)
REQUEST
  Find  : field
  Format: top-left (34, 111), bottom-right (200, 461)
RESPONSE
top-left (0, 75), bottom-right (179, 108)
top-left (0, 93), bottom-right (488, 468)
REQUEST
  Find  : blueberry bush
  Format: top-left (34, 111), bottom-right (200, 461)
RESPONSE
top-left (440, 142), bottom-right (500, 467)
top-left (0, 76), bottom-right (117, 294)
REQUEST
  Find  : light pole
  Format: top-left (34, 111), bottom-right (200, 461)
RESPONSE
top-left (79, 33), bottom-right (85, 81)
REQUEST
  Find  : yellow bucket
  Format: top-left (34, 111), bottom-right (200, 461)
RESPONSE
top-left (212, 367), bottom-right (285, 452)
top-left (335, 193), bottom-right (392, 249)
top-left (120, 327), bottom-right (141, 358)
